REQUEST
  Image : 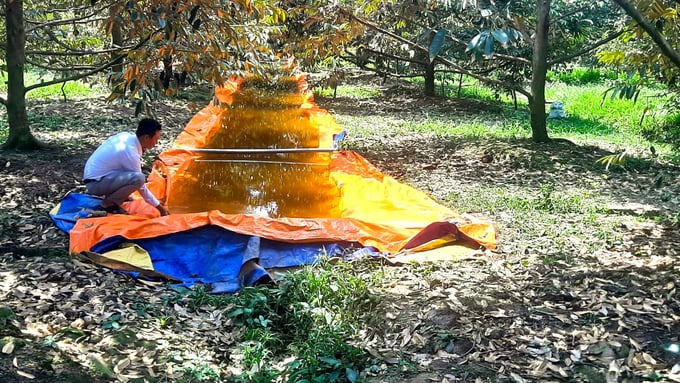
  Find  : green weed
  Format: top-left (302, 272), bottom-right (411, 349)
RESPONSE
top-left (176, 362), bottom-right (220, 382)
top-left (156, 258), bottom-right (379, 382)
top-left (27, 113), bottom-right (68, 131)
top-left (198, 258), bottom-right (377, 382)
top-left (161, 285), bottom-right (233, 311)
top-left (0, 306), bottom-right (19, 337)
top-left (546, 67), bottom-right (620, 85)
top-left (89, 356), bottom-right (116, 378)
top-left (643, 109), bottom-right (680, 148)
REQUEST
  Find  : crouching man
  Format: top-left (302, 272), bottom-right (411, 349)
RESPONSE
top-left (83, 118), bottom-right (170, 216)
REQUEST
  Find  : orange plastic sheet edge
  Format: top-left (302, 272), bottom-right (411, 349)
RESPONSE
top-left (69, 77), bottom-right (496, 256)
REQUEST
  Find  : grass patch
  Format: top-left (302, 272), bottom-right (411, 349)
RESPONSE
top-left (544, 83), bottom-right (657, 136)
top-left (546, 67), bottom-right (621, 85)
top-left (446, 183), bottom-right (606, 216)
top-left (445, 182), bottom-right (622, 260)
top-left (415, 77), bottom-right (677, 161)
top-left (337, 77), bottom-right (674, 161)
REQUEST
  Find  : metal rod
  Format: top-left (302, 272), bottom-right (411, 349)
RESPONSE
top-left (181, 147), bottom-right (337, 154)
top-left (194, 159), bottom-right (329, 166)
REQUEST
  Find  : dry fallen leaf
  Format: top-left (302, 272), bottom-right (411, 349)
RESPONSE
top-left (17, 370), bottom-right (35, 379)
top-left (2, 341), bottom-right (14, 354)
top-left (115, 357), bottom-right (131, 373)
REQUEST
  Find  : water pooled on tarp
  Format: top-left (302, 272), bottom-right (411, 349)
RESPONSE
top-left (167, 75), bottom-right (342, 218)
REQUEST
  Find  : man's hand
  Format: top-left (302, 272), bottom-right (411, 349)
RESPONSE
top-left (156, 204), bottom-right (170, 216)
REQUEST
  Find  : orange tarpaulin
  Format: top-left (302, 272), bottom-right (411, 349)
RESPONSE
top-left (68, 75), bottom-right (496, 259)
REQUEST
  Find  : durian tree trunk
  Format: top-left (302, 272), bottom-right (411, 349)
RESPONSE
top-left (3, 0), bottom-right (40, 150)
top-left (529, 0), bottom-right (551, 143)
top-left (424, 61), bottom-right (436, 97)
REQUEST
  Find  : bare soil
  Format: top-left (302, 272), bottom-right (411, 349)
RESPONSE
top-left (1, 79), bottom-right (679, 382)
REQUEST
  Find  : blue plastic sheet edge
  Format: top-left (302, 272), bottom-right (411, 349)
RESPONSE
top-left (50, 192), bottom-right (377, 293)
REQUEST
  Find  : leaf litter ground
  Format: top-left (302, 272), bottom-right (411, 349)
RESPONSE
top-left (0, 79), bottom-right (679, 382)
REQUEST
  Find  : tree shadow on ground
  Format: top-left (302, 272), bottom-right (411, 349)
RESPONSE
top-left (1, 90), bottom-right (679, 382)
top-left (351, 133), bottom-right (677, 212)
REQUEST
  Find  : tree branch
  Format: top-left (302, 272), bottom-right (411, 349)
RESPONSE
top-left (37, 28), bottom-right (111, 55)
top-left (26, 16), bottom-right (108, 29)
top-left (612, 0), bottom-right (680, 69)
top-left (24, 29), bottom-right (161, 93)
top-left (359, 47), bottom-right (428, 66)
top-left (486, 52), bottom-right (531, 65)
top-left (25, 58), bottom-right (100, 72)
top-left (31, 2), bottom-right (113, 14)
top-left (343, 52), bottom-right (427, 80)
top-left (445, 34), bottom-right (532, 65)
top-left (24, 57), bottom-right (123, 93)
top-left (350, 14), bottom-right (530, 97)
top-left (25, 2), bottom-right (113, 34)
top-left (27, 43), bottom-right (134, 57)
top-left (548, 29), bottom-right (625, 66)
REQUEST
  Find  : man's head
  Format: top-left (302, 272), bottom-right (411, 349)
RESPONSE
top-left (135, 118), bottom-right (162, 151)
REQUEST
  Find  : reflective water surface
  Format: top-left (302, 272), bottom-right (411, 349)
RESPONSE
top-left (167, 79), bottom-right (342, 218)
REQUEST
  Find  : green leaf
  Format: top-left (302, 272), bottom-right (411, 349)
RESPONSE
top-left (429, 29), bottom-right (447, 63)
top-left (610, 87), bottom-right (619, 100)
top-left (633, 89), bottom-right (641, 104)
top-left (346, 368), bottom-right (359, 382)
top-left (491, 29), bottom-right (509, 45)
top-left (507, 29), bottom-right (520, 40)
top-left (639, 66), bottom-right (647, 78)
top-left (466, 33), bottom-right (483, 53)
top-left (600, 86), bottom-right (614, 107)
top-left (328, 370), bottom-right (341, 381)
top-left (484, 34), bottom-right (493, 57)
top-left (319, 357), bottom-right (340, 367)
top-left (640, 106), bottom-right (650, 125)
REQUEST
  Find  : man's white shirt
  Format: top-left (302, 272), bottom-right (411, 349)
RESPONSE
top-left (83, 132), bottom-right (160, 206)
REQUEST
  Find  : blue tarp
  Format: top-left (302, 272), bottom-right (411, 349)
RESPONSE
top-left (51, 193), bottom-right (369, 293)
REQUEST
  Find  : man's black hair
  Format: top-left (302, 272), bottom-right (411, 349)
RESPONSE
top-left (136, 118), bottom-right (162, 137)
